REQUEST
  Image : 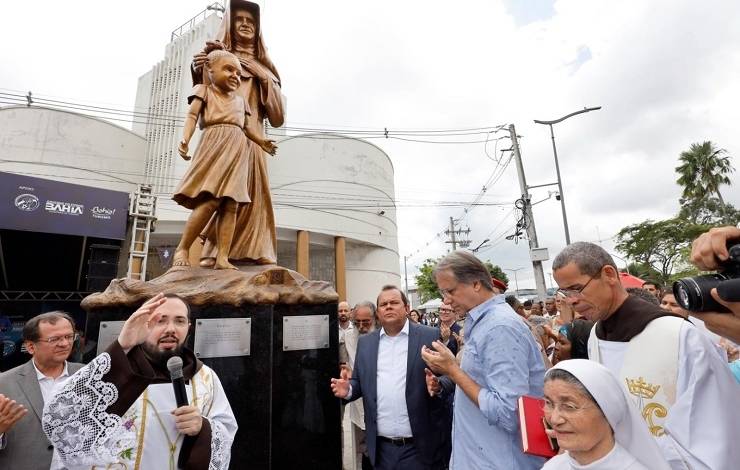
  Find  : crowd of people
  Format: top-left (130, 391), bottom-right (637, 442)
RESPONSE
top-left (1, 227), bottom-right (739, 469)
top-left (333, 225), bottom-right (740, 470)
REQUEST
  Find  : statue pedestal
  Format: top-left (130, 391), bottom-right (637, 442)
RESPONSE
top-left (81, 265), bottom-right (342, 470)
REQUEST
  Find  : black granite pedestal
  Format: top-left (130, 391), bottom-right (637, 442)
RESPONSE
top-left (82, 265), bottom-right (343, 470)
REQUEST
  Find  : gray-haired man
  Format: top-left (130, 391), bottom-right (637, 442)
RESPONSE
top-left (552, 241), bottom-right (739, 469)
top-left (0, 312), bottom-right (83, 470)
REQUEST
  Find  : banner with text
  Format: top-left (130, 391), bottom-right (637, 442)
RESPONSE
top-left (0, 171), bottom-right (129, 239)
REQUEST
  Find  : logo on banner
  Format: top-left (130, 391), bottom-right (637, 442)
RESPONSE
top-left (45, 200), bottom-right (84, 215)
top-left (14, 194), bottom-right (40, 211)
top-left (91, 206), bottom-right (116, 220)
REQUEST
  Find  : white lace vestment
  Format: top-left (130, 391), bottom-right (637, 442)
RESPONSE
top-left (42, 349), bottom-right (237, 470)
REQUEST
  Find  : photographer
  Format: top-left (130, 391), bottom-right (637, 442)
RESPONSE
top-left (687, 226), bottom-right (740, 343)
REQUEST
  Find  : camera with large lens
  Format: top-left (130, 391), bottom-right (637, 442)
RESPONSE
top-left (673, 243), bottom-right (740, 313)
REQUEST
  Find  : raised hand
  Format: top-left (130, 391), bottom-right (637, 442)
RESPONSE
top-left (117, 293), bottom-right (168, 351)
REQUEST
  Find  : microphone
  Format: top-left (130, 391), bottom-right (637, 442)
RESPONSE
top-left (167, 356), bottom-right (188, 408)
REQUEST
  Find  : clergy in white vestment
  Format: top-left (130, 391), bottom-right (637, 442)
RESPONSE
top-left (552, 242), bottom-right (740, 470)
top-left (42, 293), bottom-right (237, 470)
top-left (542, 359), bottom-right (671, 470)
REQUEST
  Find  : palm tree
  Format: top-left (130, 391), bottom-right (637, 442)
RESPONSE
top-left (676, 141), bottom-right (734, 205)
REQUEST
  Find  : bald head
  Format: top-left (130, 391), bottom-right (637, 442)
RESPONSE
top-left (338, 301), bottom-right (351, 327)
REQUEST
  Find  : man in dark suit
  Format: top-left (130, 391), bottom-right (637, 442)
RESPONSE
top-left (0, 312), bottom-right (84, 470)
top-left (331, 285), bottom-right (449, 470)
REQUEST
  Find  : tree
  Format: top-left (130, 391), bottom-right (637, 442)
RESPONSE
top-left (676, 141), bottom-right (734, 206)
top-left (678, 196), bottom-right (740, 225)
top-left (616, 218), bottom-right (707, 283)
top-left (415, 258), bottom-right (441, 304)
top-left (626, 262), bottom-right (664, 282)
top-left (484, 261), bottom-right (509, 286)
top-left (413, 257), bottom-right (509, 304)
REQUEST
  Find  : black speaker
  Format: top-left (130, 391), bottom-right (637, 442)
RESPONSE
top-left (86, 244), bottom-right (120, 292)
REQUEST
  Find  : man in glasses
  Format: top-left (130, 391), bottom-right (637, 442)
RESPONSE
top-left (421, 251), bottom-right (545, 470)
top-left (0, 311), bottom-right (84, 469)
top-left (552, 242), bottom-right (739, 470)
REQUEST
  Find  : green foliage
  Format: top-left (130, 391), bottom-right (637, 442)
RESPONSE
top-left (616, 218), bottom-right (708, 282)
top-left (485, 262), bottom-right (509, 285)
top-left (675, 141), bottom-right (734, 205)
top-left (614, 140), bottom-right (735, 282)
top-left (625, 262), bottom-right (664, 283)
top-left (415, 258), bottom-right (441, 304)
top-left (678, 196), bottom-right (740, 225)
top-left (413, 257), bottom-right (509, 303)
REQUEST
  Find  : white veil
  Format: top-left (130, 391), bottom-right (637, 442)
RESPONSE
top-left (549, 359), bottom-right (671, 470)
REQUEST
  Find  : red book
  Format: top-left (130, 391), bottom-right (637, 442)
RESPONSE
top-left (517, 395), bottom-right (559, 458)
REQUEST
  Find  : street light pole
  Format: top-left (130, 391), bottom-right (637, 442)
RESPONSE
top-left (504, 267), bottom-right (524, 295)
top-left (534, 106), bottom-right (601, 246)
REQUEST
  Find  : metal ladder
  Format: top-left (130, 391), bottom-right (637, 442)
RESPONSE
top-left (126, 185), bottom-right (157, 281)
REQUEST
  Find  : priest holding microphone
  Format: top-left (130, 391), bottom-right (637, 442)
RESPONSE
top-left (42, 293), bottom-right (237, 469)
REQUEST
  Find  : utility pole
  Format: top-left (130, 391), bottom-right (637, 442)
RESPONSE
top-left (448, 216), bottom-right (457, 250)
top-left (403, 255), bottom-right (409, 298)
top-left (445, 216), bottom-right (471, 251)
top-left (509, 124), bottom-right (547, 299)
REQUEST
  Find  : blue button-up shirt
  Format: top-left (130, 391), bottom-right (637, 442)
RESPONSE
top-left (448, 295), bottom-right (545, 470)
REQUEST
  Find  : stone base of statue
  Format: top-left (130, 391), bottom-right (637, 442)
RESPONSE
top-left (81, 265), bottom-right (342, 470)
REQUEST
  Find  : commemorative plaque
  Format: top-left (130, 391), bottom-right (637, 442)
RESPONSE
top-left (282, 315), bottom-right (330, 351)
top-left (194, 317), bottom-right (252, 358)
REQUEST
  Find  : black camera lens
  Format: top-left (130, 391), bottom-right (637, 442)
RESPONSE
top-left (673, 274), bottom-right (731, 313)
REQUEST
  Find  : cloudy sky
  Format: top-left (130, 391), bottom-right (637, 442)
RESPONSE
top-left (2, 0), bottom-right (739, 289)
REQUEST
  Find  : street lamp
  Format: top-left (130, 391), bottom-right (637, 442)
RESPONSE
top-left (504, 267), bottom-right (524, 295)
top-left (534, 106), bottom-right (601, 245)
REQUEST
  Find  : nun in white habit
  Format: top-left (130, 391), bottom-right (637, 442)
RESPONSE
top-left (541, 359), bottom-right (671, 470)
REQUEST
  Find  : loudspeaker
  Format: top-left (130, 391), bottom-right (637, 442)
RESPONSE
top-left (86, 244), bottom-right (120, 292)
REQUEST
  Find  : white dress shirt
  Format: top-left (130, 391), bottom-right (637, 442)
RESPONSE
top-left (338, 321), bottom-right (354, 344)
top-left (32, 360), bottom-right (71, 403)
top-left (376, 319), bottom-right (412, 439)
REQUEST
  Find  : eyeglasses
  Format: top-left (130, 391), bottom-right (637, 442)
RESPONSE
top-left (353, 319), bottom-right (373, 326)
top-left (439, 284), bottom-right (461, 298)
top-left (542, 399), bottom-right (596, 416)
top-left (556, 272), bottom-right (599, 299)
top-left (36, 333), bottom-right (78, 345)
top-left (154, 317), bottom-right (190, 328)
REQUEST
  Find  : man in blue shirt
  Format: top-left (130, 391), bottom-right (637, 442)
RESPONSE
top-left (422, 251), bottom-right (546, 469)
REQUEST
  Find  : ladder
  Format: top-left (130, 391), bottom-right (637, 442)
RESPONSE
top-left (126, 185), bottom-right (157, 281)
